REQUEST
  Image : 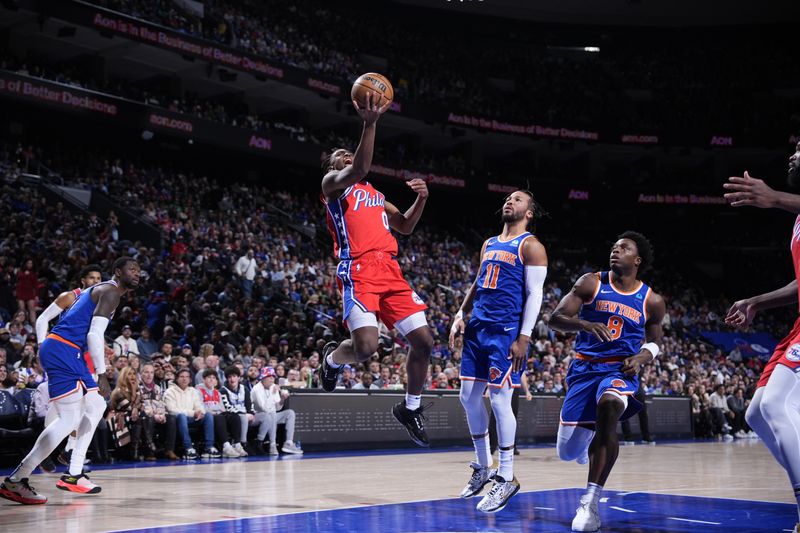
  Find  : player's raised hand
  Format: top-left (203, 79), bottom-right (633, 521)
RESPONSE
top-left (581, 320), bottom-right (612, 342)
top-left (353, 91), bottom-right (391, 126)
top-left (406, 179), bottom-right (429, 199)
top-left (508, 338), bottom-right (528, 373)
top-left (723, 171), bottom-right (779, 208)
top-left (725, 299), bottom-right (756, 328)
top-left (449, 314), bottom-right (466, 350)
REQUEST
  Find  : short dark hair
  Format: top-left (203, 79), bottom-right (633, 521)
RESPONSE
top-left (79, 264), bottom-right (102, 280)
top-left (176, 368), bottom-right (191, 380)
top-left (224, 366), bottom-right (241, 378)
top-left (112, 256), bottom-right (137, 274)
top-left (617, 231), bottom-right (654, 275)
top-left (202, 368), bottom-right (218, 380)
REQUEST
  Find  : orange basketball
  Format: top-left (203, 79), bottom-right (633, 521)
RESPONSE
top-left (351, 73), bottom-right (394, 109)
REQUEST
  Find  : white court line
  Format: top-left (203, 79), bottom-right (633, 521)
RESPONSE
top-left (599, 497), bottom-right (609, 503)
top-left (667, 517), bottom-right (721, 526)
top-left (534, 506), bottom-right (556, 511)
top-left (609, 506), bottom-right (636, 513)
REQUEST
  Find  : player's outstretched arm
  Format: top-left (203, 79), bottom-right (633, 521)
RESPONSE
top-left (621, 292), bottom-right (666, 376)
top-left (34, 290), bottom-right (77, 344)
top-left (724, 171), bottom-right (800, 213)
top-left (321, 92), bottom-right (390, 198)
top-left (549, 273), bottom-right (611, 341)
top-left (725, 280), bottom-right (798, 329)
top-left (384, 179), bottom-right (429, 235)
top-left (449, 241), bottom-right (488, 349)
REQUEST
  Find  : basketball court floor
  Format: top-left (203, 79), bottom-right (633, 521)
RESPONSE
top-left (1, 439), bottom-right (796, 532)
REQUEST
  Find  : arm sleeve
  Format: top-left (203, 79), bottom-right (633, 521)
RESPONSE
top-left (519, 266), bottom-right (547, 338)
top-left (35, 301), bottom-right (64, 344)
top-left (86, 316), bottom-right (110, 375)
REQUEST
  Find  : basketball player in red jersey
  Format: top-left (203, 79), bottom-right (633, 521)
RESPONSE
top-left (318, 92), bottom-right (434, 446)
top-left (724, 143), bottom-right (800, 532)
top-left (35, 264), bottom-right (106, 469)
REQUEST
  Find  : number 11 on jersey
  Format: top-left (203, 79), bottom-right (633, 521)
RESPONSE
top-left (482, 263), bottom-right (500, 289)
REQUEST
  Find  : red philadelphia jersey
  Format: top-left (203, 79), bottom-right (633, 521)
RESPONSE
top-left (324, 181), bottom-right (398, 260)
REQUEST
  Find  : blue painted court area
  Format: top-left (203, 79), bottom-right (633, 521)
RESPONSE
top-left (125, 488), bottom-right (796, 533)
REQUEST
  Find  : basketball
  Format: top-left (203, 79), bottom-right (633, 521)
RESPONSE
top-left (351, 72), bottom-right (394, 108)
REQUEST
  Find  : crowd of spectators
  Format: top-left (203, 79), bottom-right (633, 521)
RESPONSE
top-left (0, 139), bottom-right (787, 463)
top-left (88, 0), bottom-right (800, 139)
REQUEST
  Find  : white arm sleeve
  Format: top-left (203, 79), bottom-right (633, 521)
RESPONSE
top-left (519, 266), bottom-right (547, 338)
top-left (86, 316), bottom-right (110, 376)
top-left (35, 301), bottom-right (64, 344)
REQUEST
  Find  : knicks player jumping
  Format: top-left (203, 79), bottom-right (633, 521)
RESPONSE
top-left (318, 92), bottom-right (434, 445)
top-left (35, 264), bottom-right (104, 467)
top-left (724, 146), bottom-right (800, 533)
top-left (550, 232), bottom-right (665, 532)
top-left (1, 257), bottom-right (139, 504)
top-left (449, 190), bottom-right (547, 513)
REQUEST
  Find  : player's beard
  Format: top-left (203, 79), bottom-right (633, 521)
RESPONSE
top-left (501, 211), bottom-right (522, 224)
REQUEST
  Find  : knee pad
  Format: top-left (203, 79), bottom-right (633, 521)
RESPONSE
top-left (459, 380), bottom-right (485, 409)
top-left (83, 391), bottom-right (107, 420)
top-left (460, 379), bottom-right (489, 435)
top-left (52, 392), bottom-right (84, 430)
top-left (745, 389), bottom-right (764, 428)
top-left (557, 423), bottom-right (594, 462)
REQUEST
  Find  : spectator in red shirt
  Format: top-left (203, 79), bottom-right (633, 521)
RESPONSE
top-left (15, 259), bottom-right (38, 325)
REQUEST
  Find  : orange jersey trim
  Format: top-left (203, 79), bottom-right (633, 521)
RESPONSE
top-left (47, 333), bottom-right (80, 350)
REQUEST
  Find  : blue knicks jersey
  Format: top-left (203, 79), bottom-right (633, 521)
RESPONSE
top-left (51, 280), bottom-right (118, 349)
top-left (472, 232), bottom-right (532, 325)
top-left (575, 272), bottom-right (650, 357)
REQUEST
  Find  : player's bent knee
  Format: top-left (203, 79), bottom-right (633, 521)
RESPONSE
top-left (84, 391), bottom-right (107, 418)
top-left (557, 424), bottom-right (593, 461)
top-left (744, 397), bottom-right (762, 427)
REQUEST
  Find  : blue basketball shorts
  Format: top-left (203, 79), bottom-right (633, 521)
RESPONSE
top-left (459, 319), bottom-right (522, 389)
top-left (560, 356), bottom-right (641, 425)
top-left (39, 335), bottom-right (97, 401)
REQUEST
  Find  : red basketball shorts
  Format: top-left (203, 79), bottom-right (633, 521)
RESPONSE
top-left (336, 251), bottom-right (427, 330)
top-left (757, 315), bottom-right (800, 388)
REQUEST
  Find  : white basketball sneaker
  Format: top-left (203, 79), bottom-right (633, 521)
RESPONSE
top-left (476, 475), bottom-right (520, 513)
top-left (459, 462), bottom-right (496, 498)
top-left (571, 494), bottom-right (601, 532)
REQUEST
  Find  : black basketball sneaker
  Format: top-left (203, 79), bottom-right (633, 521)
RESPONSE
top-left (318, 341), bottom-right (342, 392)
top-left (392, 401), bottom-right (431, 447)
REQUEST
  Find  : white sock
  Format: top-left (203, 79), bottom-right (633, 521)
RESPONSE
top-left (326, 353), bottom-right (341, 369)
top-left (472, 432), bottom-right (491, 467)
top-left (498, 445), bottom-right (514, 481)
top-left (586, 482), bottom-right (603, 505)
top-left (66, 434), bottom-right (76, 452)
top-left (405, 393), bottom-right (421, 411)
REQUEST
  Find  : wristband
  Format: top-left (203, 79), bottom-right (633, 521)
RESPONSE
top-left (642, 342), bottom-right (660, 361)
